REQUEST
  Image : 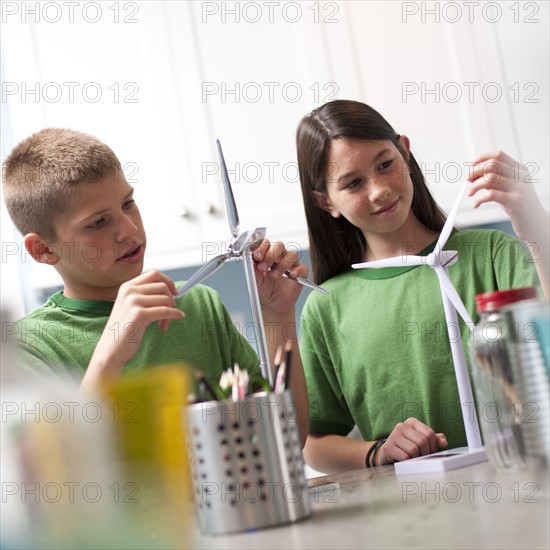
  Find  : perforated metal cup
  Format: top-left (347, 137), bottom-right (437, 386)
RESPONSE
top-left (184, 390), bottom-right (311, 535)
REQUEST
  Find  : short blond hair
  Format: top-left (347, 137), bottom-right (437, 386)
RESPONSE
top-left (3, 128), bottom-right (122, 238)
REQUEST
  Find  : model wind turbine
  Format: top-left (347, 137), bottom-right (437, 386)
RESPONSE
top-left (177, 140), bottom-right (328, 388)
top-left (352, 180), bottom-right (487, 474)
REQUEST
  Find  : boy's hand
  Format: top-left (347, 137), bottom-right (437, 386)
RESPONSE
top-left (467, 150), bottom-right (547, 242)
top-left (375, 418), bottom-right (447, 465)
top-left (84, 270), bottom-right (184, 388)
top-left (252, 238), bottom-right (307, 316)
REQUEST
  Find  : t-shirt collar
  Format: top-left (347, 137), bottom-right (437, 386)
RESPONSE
top-left (50, 291), bottom-right (114, 315)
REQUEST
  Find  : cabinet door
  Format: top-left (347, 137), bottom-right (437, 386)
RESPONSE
top-left (470, 1), bottom-right (549, 219)
top-left (180, 1), bottom-right (332, 253)
top-left (3, 0), bottom-right (547, 303)
top-left (343, 0), bottom-right (548, 225)
top-left (1, 3), bottom-right (204, 292)
top-left (2, 1), bottom-right (336, 291)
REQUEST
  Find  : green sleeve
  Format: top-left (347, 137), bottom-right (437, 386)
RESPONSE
top-left (222, 302), bottom-right (261, 377)
top-left (12, 342), bottom-right (72, 380)
top-left (199, 285), bottom-right (261, 377)
top-left (300, 299), bottom-right (355, 436)
top-left (490, 230), bottom-right (541, 292)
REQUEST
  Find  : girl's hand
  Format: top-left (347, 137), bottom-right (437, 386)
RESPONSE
top-left (467, 150), bottom-right (546, 242)
top-left (252, 238), bottom-right (307, 316)
top-left (376, 418), bottom-right (447, 465)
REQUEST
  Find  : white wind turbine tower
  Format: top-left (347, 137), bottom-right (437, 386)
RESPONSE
top-left (352, 181), bottom-right (487, 474)
top-left (177, 140), bottom-right (328, 389)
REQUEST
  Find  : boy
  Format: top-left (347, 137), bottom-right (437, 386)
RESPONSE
top-left (3, 128), bottom-right (309, 440)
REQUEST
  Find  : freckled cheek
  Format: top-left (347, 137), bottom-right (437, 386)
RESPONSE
top-left (348, 196), bottom-right (370, 215)
top-left (395, 170), bottom-right (413, 192)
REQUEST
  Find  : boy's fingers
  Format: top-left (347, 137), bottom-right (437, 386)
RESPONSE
top-left (126, 307), bottom-right (185, 327)
top-left (125, 282), bottom-right (179, 299)
top-left (132, 269), bottom-right (178, 294)
top-left (277, 249), bottom-right (301, 275)
top-left (148, 307), bottom-right (185, 323)
top-left (257, 245), bottom-right (286, 276)
top-left (131, 294), bottom-right (178, 309)
top-left (263, 241), bottom-right (286, 269)
top-left (253, 238), bottom-right (270, 262)
top-left (286, 262), bottom-right (308, 280)
top-left (159, 318), bottom-right (172, 332)
top-left (253, 238), bottom-right (271, 272)
top-left (268, 243), bottom-right (301, 278)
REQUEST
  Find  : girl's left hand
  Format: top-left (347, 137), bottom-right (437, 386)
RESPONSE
top-left (252, 238), bottom-right (307, 316)
top-left (467, 150), bottom-right (546, 242)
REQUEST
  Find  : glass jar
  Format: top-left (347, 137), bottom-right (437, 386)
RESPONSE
top-left (500, 297), bottom-right (550, 469)
top-left (470, 287), bottom-right (539, 470)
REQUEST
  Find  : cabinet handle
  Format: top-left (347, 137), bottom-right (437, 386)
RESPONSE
top-left (179, 207), bottom-right (194, 219)
top-left (207, 204), bottom-right (219, 216)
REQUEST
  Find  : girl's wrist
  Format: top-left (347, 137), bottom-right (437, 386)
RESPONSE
top-left (365, 439), bottom-right (387, 467)
top-left (371, 438), bottom-right (387, 466)
top-left (365, 441), bottom-right (378, 468)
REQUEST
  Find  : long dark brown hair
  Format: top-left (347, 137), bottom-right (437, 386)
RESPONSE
top-left (296, 100), bottom-right (447, 284)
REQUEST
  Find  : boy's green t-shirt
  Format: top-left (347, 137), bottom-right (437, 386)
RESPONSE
top-left (11, 283), bottom-right (260, 384)
top-left (300, 229), bottom-right (541, 449)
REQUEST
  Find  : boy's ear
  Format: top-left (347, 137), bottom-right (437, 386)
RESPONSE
top-left (312, 190), bottom-right (341, 218)
top-left (24, 234), bottom-right (60, 265)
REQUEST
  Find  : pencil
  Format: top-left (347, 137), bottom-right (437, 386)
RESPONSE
top-left (283, 340), bottom-right (292, 391)
top-left (272, 344), bottom-right (284, 391)
top-left (232, 363), bottom-right (240, 402)
top-left (274, 359), bottom-right (286, 394)
top-left (193, 369), bottom-right (222, 401)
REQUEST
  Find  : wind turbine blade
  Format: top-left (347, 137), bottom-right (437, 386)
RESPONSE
top-left (352, 255), bottom-right (424, 269)
top-left (217, 139), bottom-right (240, 239)
top-left (177, 253), bottom-right (231, 297)
top-left (436, 180), bottom-right (470, 250)
top-left (433, 265), bottom-right (473, 325)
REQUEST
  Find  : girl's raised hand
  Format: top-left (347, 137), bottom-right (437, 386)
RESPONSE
top-left (466, 150), bottom-right (546, 242)
top-left (376, 418), bottom-right (448, 465)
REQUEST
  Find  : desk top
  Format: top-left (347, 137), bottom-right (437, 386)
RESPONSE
top-left (192, 461), bottom-right (549, 549)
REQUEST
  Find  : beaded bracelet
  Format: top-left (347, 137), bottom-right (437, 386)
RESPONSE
top-left (371, 438), bottom-right (387, 467)
top-left (365, 440), bottom-right (379, 468)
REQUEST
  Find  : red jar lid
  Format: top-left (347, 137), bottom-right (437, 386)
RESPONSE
top-left (476, 287), bottom-right (538, 312)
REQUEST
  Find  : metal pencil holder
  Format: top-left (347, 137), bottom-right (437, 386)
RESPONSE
top-left (184, 390), bottom-right (311, 535)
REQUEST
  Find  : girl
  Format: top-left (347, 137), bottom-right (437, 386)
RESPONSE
top-left (296, 100), bottom-right (548, 473)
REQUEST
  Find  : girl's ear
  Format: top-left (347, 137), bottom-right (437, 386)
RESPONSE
top-left (397, 135), bottom-right (411, 161)
top-left (24, 234), bottom-right (60, 265)
top-left (312, 190), bottom-right (341, 218)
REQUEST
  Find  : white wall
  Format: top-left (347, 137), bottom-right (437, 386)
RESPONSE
top-left (1, 1), bottom-right (548, 317)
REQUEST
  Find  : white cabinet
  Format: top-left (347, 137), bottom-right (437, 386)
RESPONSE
top-left (341, 0), bottom-right (549, 224)
top-left (1, 0), bottom-right (548, 306)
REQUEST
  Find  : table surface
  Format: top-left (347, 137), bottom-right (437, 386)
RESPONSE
top-left (191, 461), bottom-right (550, 549)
